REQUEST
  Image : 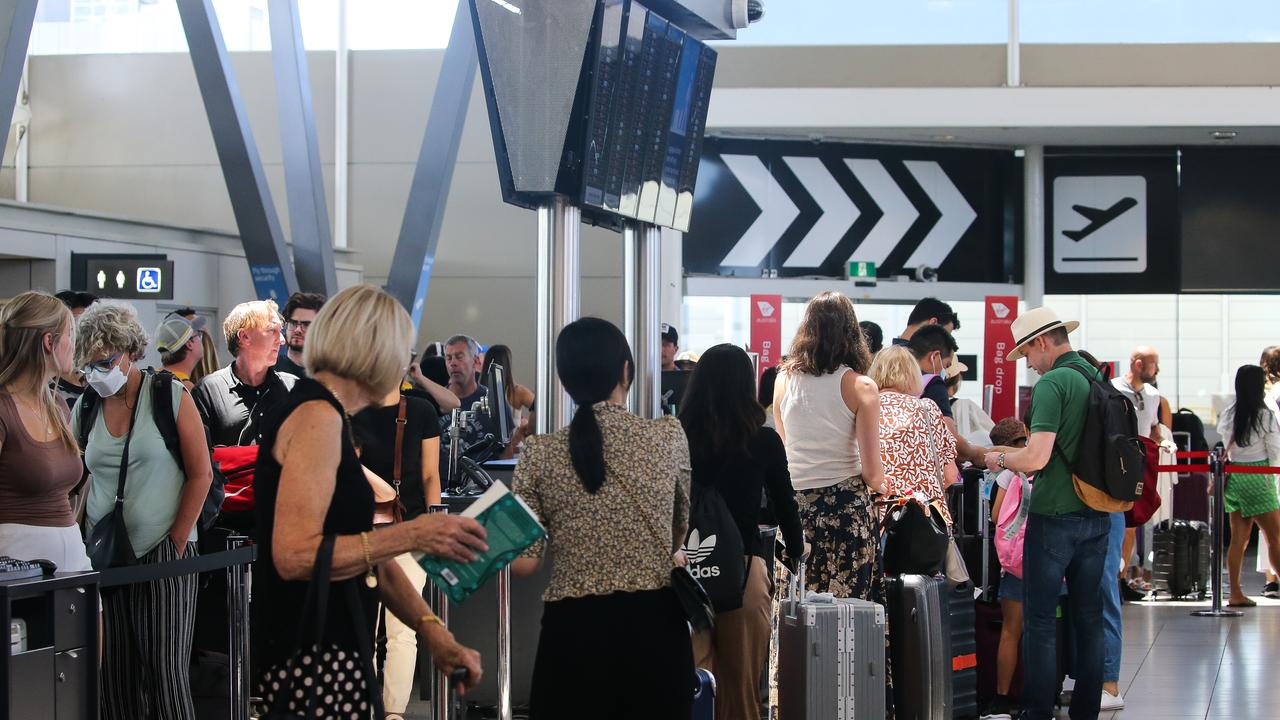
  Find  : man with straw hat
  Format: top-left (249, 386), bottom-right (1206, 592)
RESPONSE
top-left (982, 307), bottom-right (1110, 720)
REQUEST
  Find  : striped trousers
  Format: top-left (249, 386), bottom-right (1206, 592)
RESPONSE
top-left (101, 536), bottom-right (199, 720)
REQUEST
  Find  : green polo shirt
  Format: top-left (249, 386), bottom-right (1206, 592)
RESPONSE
top-left (1028, 351), bottom-right (1100, 516)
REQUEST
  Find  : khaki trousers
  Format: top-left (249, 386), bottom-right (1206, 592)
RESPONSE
top-left (381, 553), bottom-right (427, 714)
top-left (693, 555), bottom-right (773, 720)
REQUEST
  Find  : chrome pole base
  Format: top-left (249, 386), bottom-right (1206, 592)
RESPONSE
top-left (1191, 608), bottom-right (1243, 617)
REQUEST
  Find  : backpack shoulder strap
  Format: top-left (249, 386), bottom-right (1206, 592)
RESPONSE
top-left (148, 369), bottom-right (186, 472)
top-left (76, 389), bottom-right (99, 452)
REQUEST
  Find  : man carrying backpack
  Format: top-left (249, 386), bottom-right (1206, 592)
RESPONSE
top-left (983, 308), bottom-right (1111, 720)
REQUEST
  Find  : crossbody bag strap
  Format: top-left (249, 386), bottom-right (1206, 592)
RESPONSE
top-left (393, 397), bottom-right (407, 494)
top-left (113, 382), bottom-right (144, 505)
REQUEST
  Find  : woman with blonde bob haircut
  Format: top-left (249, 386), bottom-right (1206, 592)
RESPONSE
top-left (868, 346), bottom-right (958, 524)
top-left (253, 284), bottom-right (487, 719)
top-left (0, 291), bottom-right (91, 572)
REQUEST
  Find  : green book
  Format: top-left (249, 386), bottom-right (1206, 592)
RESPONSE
top-left (419, 483), bottom-right (546, 604)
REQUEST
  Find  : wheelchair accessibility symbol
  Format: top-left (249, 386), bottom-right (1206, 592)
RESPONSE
top-left (136, 267), bottom-right (163, 293)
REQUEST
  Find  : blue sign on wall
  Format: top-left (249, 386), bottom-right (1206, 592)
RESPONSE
top-left (250, 264), bottom-right (290, 303)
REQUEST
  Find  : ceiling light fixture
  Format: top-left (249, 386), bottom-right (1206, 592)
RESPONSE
top-left (1211, 130), bottom-right (1238, 141)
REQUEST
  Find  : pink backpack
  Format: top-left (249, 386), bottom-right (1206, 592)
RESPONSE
top-left (995, 472), bottom-right (1033, 578)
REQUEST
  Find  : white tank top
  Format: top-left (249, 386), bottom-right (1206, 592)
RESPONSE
top-left (777, 366), bottom-right (862, 491)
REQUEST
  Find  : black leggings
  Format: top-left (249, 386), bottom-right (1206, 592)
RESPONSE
top-left (530, 587), bottom-right (695, 720)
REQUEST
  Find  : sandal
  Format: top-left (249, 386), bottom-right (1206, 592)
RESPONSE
top-left (386, 715), bottom-right (405, 720)
top-left (1227, 598), bottom-right (1257, 607)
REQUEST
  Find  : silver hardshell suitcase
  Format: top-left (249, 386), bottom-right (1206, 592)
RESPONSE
top-left (778, 565), bottom-right (887, 720)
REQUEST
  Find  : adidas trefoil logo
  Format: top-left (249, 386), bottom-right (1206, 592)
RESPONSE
top-left (685, 530), bottom-right (717, 563)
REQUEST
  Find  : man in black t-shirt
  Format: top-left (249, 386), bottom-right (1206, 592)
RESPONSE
top-left (909, 324), bottom-right (987, 465)
top-left (274, 292), bottom-right (325, 379)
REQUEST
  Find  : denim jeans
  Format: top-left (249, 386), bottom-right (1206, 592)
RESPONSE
top-left (1021, 509), bottom-right (1111, 720)
top-left (1101, 513), bottom-right (1125, 684)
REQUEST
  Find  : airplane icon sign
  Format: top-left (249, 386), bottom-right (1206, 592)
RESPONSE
top-left (1052, 176), bottom-right (1147, 274)
top-left (1062, 197), bottom-right (1139, 242)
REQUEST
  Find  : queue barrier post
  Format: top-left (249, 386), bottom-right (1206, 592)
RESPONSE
top-left (226, 535), bottom-right (253, 720)
top-left (1191, 449), bottom-right (1243, 618)
top-left (427, 504), bottom-right (455, 720)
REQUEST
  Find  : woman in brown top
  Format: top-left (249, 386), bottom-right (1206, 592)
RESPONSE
top-left (0, 291), bottom-right (92, 572)
top-left (512, 317), bottom-right (694, 720)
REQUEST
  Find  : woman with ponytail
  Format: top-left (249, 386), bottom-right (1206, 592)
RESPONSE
top-left (511, 317), bottom-right (695, 719)
top-left (0, 291), bottom-right (92, 572)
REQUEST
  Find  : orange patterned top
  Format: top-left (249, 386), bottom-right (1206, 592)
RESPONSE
top-left (877, 390), bottom-right (957, 525)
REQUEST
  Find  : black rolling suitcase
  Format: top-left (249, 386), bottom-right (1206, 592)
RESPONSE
top-left (886, 574), bottom-right (951, 720)
top-left (1152, 519), bottom-right (1209, 599)
top-left (945, 586), bottom-right (978, 719)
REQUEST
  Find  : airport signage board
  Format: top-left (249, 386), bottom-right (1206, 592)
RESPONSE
top-left (983, 295), bottom-right (1019, 422)
top-left (1044, 152), bottom-right (1179, 294)
top-left (750, 294), bottom-right (782, 381)
top-left (683, 138), bottom-right (1019, 283)
top-left (1179, 147), bottom-right (1280, 292)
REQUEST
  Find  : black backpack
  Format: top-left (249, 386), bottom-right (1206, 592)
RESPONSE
top-left (684, 483), bottom-right (747, 613)
top-left (1171, 408), bottom-right (1209, 454)
top-left (77, 369), bottom-right (225, 531)
top-left (1054, 364), bottom-right (1147, 504)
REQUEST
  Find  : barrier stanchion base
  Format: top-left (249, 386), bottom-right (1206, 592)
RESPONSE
top-left (1190, 608), bottom-right (1243, 617)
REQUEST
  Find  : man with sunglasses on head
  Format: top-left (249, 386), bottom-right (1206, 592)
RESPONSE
top-left (274, 292), bottom-right (325, 379)
top-left (192, 299), bottom-right (298, 448)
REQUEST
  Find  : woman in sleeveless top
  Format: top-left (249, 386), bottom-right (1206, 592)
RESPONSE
top-left (0, 292), bottom-right (90, 572)
top-left (253, 285), bottom-right (487, 719)
top-left (773, 291), bottom-right (884, 599)
top-left (73, 301), bottom-right (214, 720)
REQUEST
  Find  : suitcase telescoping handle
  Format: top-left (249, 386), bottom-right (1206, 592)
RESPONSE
top-left (784, 561), bottom-right (806, 620)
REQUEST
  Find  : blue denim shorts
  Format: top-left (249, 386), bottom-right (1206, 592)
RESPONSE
top-left (999, 572), bottom-right (1022, 602)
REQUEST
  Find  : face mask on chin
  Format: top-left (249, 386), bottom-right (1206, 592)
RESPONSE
top-left (86, 362), bottom-right (128, 397)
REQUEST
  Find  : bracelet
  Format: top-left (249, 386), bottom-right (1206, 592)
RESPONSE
top-left (360, 531), bottom-right (377, 589)
top-left (417, 613), bottom-right (444, 633)
top-left (998, 452), bottom-right (1007, 470)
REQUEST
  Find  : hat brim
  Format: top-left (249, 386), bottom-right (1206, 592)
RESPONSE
top-left (1006, 319), bottom-right (1079, 361)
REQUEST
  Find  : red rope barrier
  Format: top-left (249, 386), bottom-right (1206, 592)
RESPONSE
top-left (1224, 464), bottom-right (1280, 475)
top-left (1156, 464), bottom-right (1211, 473)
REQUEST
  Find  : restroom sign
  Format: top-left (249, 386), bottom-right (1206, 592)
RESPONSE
top-left (72, 253), bottom-right (174, 300)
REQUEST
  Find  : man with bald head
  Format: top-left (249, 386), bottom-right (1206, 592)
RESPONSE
top-left (1113, 346), bottom-right (1162, 438)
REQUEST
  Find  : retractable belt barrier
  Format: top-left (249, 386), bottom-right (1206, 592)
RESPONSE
top-left (100, 538), bottom-right (256, 720)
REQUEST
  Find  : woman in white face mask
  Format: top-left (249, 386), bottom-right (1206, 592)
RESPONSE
top-left (0, 291), bottom-right (93, 573)
top-left (73, 300), bottom-right (213, 720)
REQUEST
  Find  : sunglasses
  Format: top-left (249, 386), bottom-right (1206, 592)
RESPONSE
top-left (79, 353), bottom-right (121, 376)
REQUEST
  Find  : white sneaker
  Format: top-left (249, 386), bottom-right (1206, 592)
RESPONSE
top-left (1101, 690), bottom-right (1126, 711)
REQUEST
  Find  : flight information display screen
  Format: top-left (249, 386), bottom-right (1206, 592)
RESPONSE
top-left (579, 0), bottom-right (717, 231)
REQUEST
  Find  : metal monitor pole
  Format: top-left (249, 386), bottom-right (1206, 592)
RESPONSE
top-left (623, 220), bottom-right (662, 419)
top-left (535, 196), bottom-right (581, 435)
top-left (1192, 448), bottom-right (1243, 618)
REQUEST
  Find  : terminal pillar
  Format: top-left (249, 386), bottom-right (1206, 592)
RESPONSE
top-left (624, 221), bottom-right (662, 419)
top-left (536, 197), bottom-right (580, 435)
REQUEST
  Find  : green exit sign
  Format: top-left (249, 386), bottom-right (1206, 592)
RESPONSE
top-left (848, 261), bottom-right (877, 279)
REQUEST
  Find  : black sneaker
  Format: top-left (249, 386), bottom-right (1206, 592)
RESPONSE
top-left (981, 694), bottom-right (1014, 720)
top-left (1264, 581), bottom-right (1280, 599)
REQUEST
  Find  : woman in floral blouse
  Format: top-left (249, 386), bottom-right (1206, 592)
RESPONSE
top-left (867, 346), bottom-right (958, 525)
top-left (511, 317), bottom-right (695, 720)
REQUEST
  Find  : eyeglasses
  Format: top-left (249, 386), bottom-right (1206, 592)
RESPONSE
top-left (286, 319), bottom-right (312, 331)
top-left (79, 353), bottom-right (121, 376)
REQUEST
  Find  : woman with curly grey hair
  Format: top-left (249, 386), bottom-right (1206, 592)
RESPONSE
top-left (72, 300), bottom-right (212, 720)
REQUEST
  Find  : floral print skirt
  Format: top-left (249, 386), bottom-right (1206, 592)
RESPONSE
top-left (795, 475), bottom-right (894, 719)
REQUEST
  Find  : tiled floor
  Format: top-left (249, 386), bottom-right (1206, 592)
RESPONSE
top-left (399, 570), bottom-right (1280, 720)
top-left (1095, 595), bottom-right (1280, 720)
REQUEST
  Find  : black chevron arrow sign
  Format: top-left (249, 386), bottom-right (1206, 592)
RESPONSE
top-left (683, 137), bottom-right (1018, 283)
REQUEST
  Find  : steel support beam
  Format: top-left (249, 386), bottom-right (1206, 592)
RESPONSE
top-left (269, 0), bottom-right (337, 296)
top-left (624, 221), bottom-right (662, 419)
top-left (178, 0), bottom-right (297, 302)
top-left (0, 0), bottom-right (36, 152)
top-left (1023, 144), bottom-right (1045, 306)
top-left (384, 5), bottom-right (477, 327)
